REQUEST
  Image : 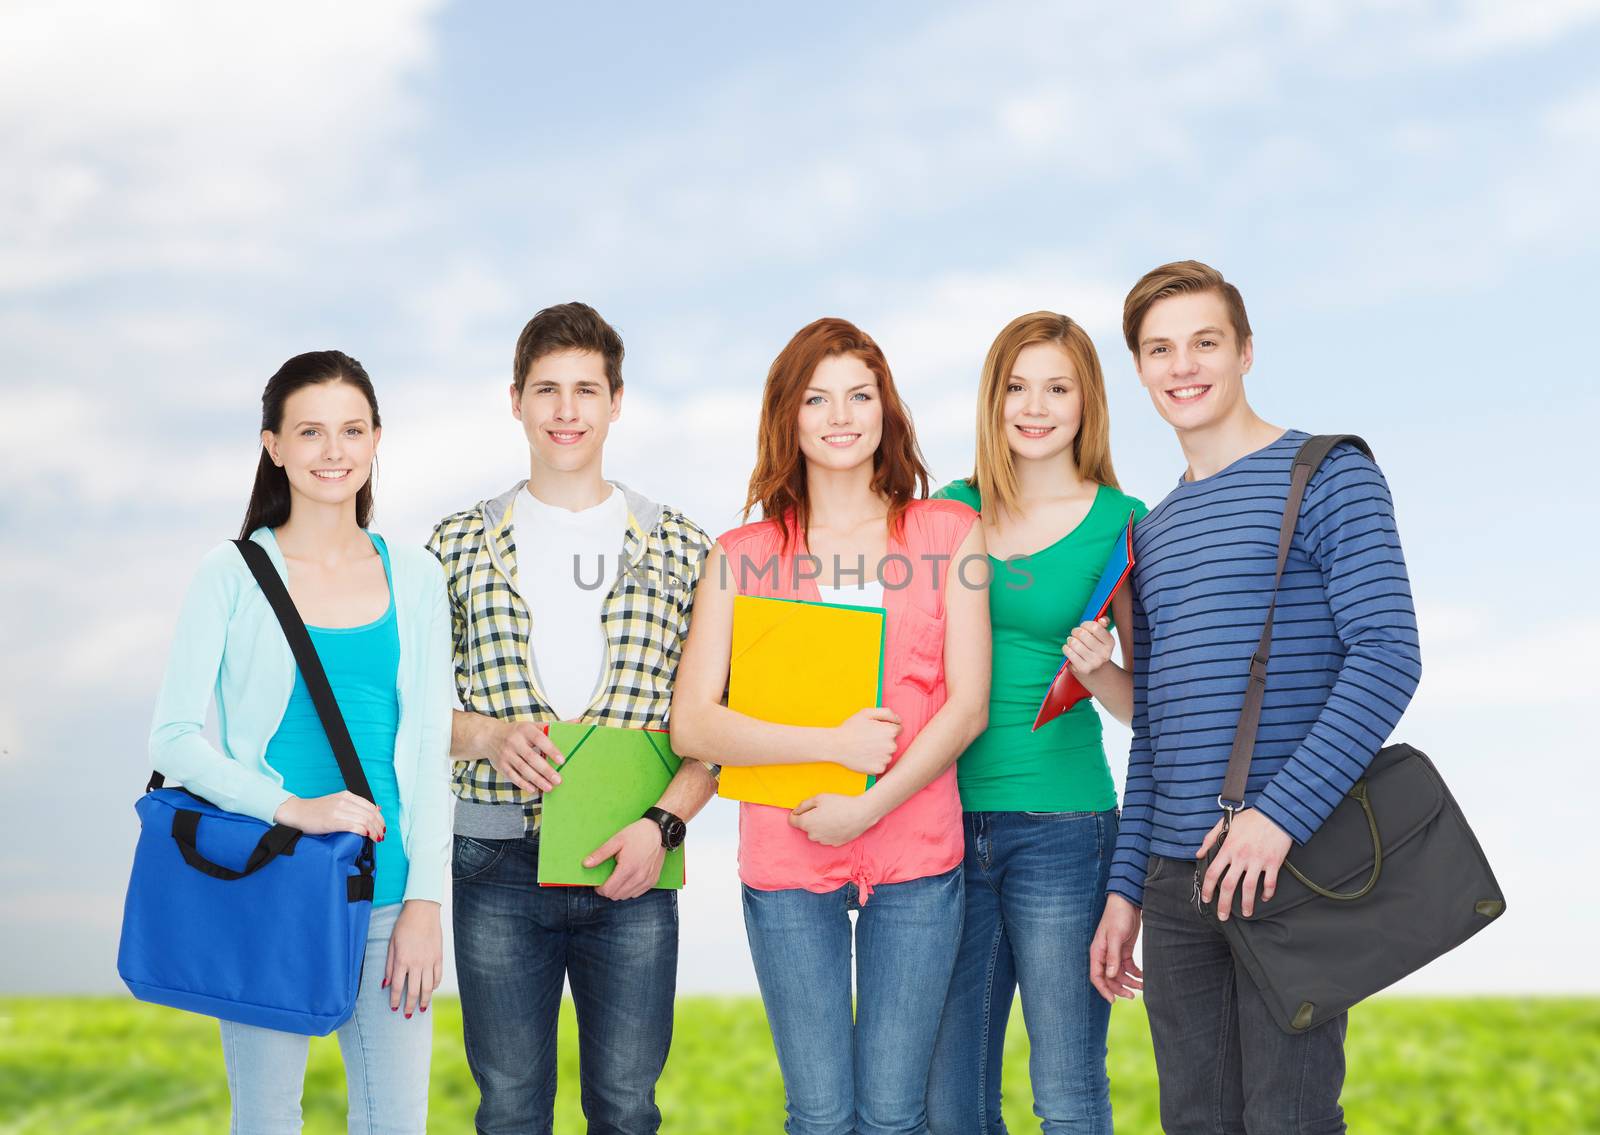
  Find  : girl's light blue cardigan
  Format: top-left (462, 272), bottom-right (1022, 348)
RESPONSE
top-left (149, 527), bottom-right (454, 904)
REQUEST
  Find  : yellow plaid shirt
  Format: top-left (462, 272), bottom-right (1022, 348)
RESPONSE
top-left (426, 481), bottom-right (710, 832)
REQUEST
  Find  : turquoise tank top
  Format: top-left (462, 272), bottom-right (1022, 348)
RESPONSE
top-left (263, 534), bottom-right (407, 906)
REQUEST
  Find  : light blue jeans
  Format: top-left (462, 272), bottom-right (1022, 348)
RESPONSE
top-left (927, 809), bottom-right (1118, 1135)
top-left (742, 866), bottom-right (965, 1135)
top-left (218, 903), bottom-right (431, 1134)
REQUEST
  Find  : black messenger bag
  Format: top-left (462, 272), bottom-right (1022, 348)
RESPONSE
top-left (1196, 434), bottom-right (1506, 1033)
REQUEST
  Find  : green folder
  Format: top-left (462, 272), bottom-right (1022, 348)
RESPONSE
top-left (536, 722), bottom-right (686, 890)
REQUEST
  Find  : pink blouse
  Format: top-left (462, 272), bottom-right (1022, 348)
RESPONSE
top-left (718, 498), bottom-right (978, 901)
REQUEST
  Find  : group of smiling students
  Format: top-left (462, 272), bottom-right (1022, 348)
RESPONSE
top-left (150, 258), bottom-right (1422, 1135)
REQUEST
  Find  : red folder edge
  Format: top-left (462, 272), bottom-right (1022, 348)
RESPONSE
top-left (1030, 515), bottom-right (1137, 732)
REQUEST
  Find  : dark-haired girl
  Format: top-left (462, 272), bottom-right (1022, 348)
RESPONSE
top-left (149, 352), bottom-right (452, 1133)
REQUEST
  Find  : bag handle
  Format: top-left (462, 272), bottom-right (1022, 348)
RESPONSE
top-left (1282, 780), bottom-right (1383, 901)
top-left (170, 808), bottom-right (302, 880)
top-left (148, 539), bottom-right (376, 803)
top-left (1217, 434), bottom-right (1373, 813)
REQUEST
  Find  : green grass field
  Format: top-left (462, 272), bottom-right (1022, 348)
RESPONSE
top-left (3, 996), bottom-right (1596, 1133)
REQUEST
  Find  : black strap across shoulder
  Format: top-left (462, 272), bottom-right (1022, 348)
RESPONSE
top-left (148, 539), bottom-right (376, 803)
top-left (229, 538), bottom-right (376, 802)
top-left (1218, 434), bottom-right (1373, 809)
top-left (147, 538), bottom-right (377, 898)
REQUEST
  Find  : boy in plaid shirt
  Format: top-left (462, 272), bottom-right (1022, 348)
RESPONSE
top-left (428, 302), bottom-right (714, 1135)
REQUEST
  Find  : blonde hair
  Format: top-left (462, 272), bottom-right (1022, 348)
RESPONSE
top-left (971, 311), bottom-right (1119, 521)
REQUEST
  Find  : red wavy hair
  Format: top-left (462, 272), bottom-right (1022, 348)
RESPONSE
top-left (743, 317), bottom-right (930, 549)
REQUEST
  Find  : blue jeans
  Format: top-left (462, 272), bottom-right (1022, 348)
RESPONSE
top-left (742, 866), bottom-right (964, 1135)
top-left (219, 903), bottom-right (431, 1134)
top-left (452, 833), bottom-right (678, 1135)
top-left (927, 809), bottom-right (1117, 1135)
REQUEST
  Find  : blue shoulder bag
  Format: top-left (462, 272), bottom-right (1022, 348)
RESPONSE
top-left (117, 538), bottom-right (377, 1035)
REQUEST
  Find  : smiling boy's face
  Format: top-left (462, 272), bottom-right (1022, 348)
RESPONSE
top-left (1133, 289), bottom-right (1254, 434)
top-left (511, 349), bottom-right (622, 474)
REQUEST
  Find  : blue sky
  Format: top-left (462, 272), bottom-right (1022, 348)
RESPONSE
top-left (2, 1), bottom-right (1595, 993)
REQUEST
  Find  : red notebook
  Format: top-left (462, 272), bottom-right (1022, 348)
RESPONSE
top-left (1031, 512), bottom-right (1137, 732)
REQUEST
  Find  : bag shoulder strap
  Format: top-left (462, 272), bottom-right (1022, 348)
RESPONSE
top-left (232, 538), bottom-right (376, 802)
top-left (145, 539), bottom-right (378, 802)
top-left (1217, 434), bottom-right (1373, 810)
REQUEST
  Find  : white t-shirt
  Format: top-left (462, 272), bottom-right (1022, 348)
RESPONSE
top-left (814, 580), bottom-right (886, 610)
top-left (511, 485), bottom-right (628, 721)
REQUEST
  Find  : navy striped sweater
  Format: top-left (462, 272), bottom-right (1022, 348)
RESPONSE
top-left (1107, 431), bottom-right (1421, 907)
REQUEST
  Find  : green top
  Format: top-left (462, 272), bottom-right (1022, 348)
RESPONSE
top-left (931, 479), bottom-right (1148, 812)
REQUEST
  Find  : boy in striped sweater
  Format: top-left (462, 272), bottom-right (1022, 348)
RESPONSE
top-left (1089, 261), bottom-right (1421, 1133)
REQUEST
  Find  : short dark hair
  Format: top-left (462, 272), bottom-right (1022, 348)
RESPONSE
top-left (512, 302), bottom-right (624, 395)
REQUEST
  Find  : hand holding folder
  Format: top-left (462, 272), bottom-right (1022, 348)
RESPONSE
top-left (718, 595), bottom-right (887, 810)
top-left (1032, 512), bottom-right (1138, 732)
top-left (536, 723), bottom-right (685, 889)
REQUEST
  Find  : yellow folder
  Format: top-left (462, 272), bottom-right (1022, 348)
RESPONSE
top-left (718, 595), bottom-right (887, 810)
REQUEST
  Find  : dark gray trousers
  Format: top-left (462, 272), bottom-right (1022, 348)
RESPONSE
top-left (1141, 855), bottom-right (1348, 1134)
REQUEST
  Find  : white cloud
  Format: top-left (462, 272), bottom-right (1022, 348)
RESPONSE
top-left (0, 0), bottom-right (443, 290)
top-left (0, 384), bottom-right (252, 508)
top-left (403, 260), bottom-right (521, 361)
top-left (606, 389), bottom-right (764, 536)
top-left (0, 700), bottom-right (22, 763)
top-left (1433, 0), bottom-right (1600, 59)
top-left (1543, 82), bottom-right (1600, 140)
top-left (66, 608), bottom-right (178, 687)
top-left (433, 6), bottom-right (1287, 297)
top-left (865, 266), bottom-right (1126, 392)
top-left (1412, 607), bottom-right (1600, 708)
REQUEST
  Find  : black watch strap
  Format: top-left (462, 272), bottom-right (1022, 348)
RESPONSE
top-left (643, 806), bottom-right (686, 850)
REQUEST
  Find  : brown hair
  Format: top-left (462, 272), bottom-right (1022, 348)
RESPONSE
top-left (242, 351), bottom-right (380, 539)
top-left (512, 302), bottom-right (624, 395)
top-left (743, 317), bottom-right (929, 548)
top-left (971, 312), bottom-right (1119, 521)
top-left (1122, 260), bottom-right (1252, 354)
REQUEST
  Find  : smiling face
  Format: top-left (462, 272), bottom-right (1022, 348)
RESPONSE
top-left (1133, 289), bottom-right (1254, 432)
top-left (796, 353), bottom-right (884, 474)
top-left (1004, 341), bottom-right (1083, 465)
top-left (511, 349), bottom-right (622, 474)
top-left (262, 379), bottom-right (380, 510)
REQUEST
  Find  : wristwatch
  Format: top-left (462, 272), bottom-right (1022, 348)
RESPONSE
top-left (643, 807), bottom-right (687, 851)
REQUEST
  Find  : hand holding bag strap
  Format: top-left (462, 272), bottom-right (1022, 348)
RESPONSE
top-left (1217, 434), bottom-right (1374, 819)
top-left (231, 538), bottom-right (376, 803)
